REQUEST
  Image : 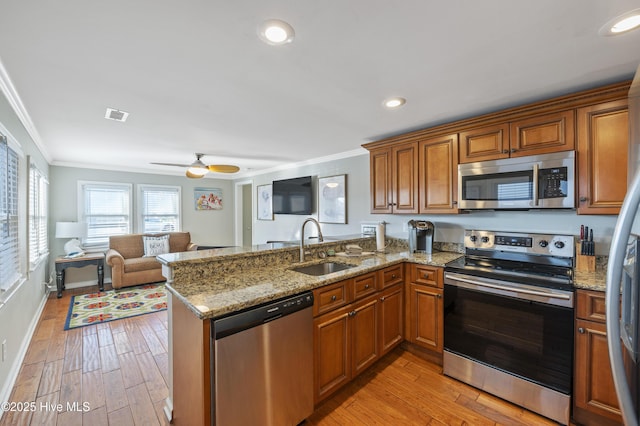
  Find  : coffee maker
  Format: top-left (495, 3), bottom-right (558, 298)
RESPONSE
top-left (408, 220), bottom-right (435, 254)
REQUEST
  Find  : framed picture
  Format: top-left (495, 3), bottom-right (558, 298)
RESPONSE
top-left (194, 187), bottom-right (223, 210)
top-left (257, 184), bottom-right (273, 220)
top-left (318, 174), bottom-right (346, 224)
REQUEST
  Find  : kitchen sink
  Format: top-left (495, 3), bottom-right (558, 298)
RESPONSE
top-left (290, 262), bottom-right (355, 276)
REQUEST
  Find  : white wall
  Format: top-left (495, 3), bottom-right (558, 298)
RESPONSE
top-left (49, 166), bottom-right (236, 285)
top-left (247, 153), bottom-right (618, 255)
top-left (0, 91), bottom-right (49, 407)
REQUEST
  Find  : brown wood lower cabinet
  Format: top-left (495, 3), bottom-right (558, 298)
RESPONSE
top-left (406, 264), bottom-right (443, 354)
top-left (574, 289), bottom-right (622, 426)
top-left (313, 265), bottom-right (405, 404)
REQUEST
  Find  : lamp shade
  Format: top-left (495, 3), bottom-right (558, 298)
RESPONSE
top-left (55, 222), bottom-right (86, 239)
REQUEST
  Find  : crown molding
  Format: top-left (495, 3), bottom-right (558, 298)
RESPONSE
top-left (0, 57), bottom-right (51, 163)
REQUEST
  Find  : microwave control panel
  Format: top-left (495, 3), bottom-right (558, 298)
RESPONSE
top-left (539, 167), bottom-right (568, 198)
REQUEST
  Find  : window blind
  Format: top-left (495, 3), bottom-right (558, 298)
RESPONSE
top-left (0, 135), bottom-right (21, 291)
top-left (29, 162), bottom-right (48, 268)
top-left (139, 185), bottom-right (181, 233)
top-left (80, 182), bottom-right (131, 247)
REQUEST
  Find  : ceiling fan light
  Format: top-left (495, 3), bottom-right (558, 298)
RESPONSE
top-left (187, 166), bottom-right (209, 176)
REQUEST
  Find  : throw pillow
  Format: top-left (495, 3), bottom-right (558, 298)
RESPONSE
top-left (143, 234), bottom-right (170, 257)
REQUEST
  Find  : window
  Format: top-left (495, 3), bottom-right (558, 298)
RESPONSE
top-left (0, 134), bottom-right (21, 291)
top-left (138, 185), bottom-right (181, 233)
top-left (29, 162), bottom-right (48, 268)
top-left (79, 181), bottom-right (132, 248)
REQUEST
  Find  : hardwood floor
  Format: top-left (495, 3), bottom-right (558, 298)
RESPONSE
top-left (3, 284), bottom-right (562, 425)
top-left (1, 284), bottom-right (169, 426)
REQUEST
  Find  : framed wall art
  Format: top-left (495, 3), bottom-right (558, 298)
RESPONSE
top-left (194, 187), bottom-right (223, 210)
top-left (318, 174), bottom-right (346, 224)
top-left (257, 184), bottom-right (273, 220)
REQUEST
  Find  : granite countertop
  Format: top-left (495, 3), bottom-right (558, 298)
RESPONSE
top-left (573, 267), bottom-right (607, 292)
top-left (163, 248), bottom-right (462, 321)
top-left (160, 234), bottom-right (610, 320)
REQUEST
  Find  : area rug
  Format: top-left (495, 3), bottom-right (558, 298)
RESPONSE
top-left (64, 283), bottom-right (167, 330)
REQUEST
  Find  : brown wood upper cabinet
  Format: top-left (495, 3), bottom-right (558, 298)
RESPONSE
top-left (577, 99), bottom-right (629, 215)
top-left (369, 142), bottom-right (418, 214)
top-left (418, 134), bottom-right (459, 213)
top-left (459, 111), bottom-right (575, 163)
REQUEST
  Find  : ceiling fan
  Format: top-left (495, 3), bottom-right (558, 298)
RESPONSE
top-left (151, 153), bottom-right (240, 178)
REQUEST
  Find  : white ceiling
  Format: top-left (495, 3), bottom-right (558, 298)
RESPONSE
top-left (1, 1), bottom-right (640, 179)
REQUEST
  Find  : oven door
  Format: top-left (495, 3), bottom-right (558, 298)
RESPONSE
top-left (443, 272), bottom-right (574, 394)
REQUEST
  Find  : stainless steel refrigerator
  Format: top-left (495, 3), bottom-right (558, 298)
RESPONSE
top-left (607, 66), bottom-right (640, 426)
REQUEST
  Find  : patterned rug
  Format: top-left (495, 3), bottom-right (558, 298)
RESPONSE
top-left (64, 283), bottom-right (167, 330)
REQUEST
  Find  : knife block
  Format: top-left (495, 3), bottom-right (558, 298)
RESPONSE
top-left (576, 241), bottom-right (596, 272)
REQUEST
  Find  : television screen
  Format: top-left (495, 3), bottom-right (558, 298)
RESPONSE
top-left (272, 176), bottom-right (313, 215)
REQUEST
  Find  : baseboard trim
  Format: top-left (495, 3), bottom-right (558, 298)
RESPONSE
top-left (164, 396), bottom-right (173, 423)
top-left (63, 279), bottom-right (112, 291)
top-left (0, 291), bottom-right (48, 417)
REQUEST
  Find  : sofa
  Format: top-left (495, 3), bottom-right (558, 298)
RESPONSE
top-left (106, 232), bottom-right (198, 289)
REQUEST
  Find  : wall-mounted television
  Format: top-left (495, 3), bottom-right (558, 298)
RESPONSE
top-left (272, 176), bottom-right (313, 215)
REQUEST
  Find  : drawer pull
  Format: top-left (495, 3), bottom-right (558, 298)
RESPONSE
top-left (364, 284), bottom-right (370, 289)
top-left (424, 274), bottom-right (429, 279)
top-left (330, 295), bottom-right (337, 301)
top-left (578, 327), bottom-right (585, 334)
top-left (391, 274), bottom-right (396, 279)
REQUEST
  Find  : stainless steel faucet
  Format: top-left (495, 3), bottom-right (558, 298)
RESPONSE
top-left (300, 217), bottom-right (324, 262)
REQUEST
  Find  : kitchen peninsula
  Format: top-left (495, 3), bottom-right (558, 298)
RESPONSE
top-left (157, 236), bottom-right (461, 425)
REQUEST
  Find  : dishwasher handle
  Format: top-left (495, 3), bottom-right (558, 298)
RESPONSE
top-left (213, 291), bottom-right (313, 340)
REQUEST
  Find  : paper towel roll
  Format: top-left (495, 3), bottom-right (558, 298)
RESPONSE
top-left (376, 222), bottom-right (386, 251)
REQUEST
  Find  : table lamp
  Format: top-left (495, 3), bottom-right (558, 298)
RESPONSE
top-left (55, 222), bottom-right (86, 256)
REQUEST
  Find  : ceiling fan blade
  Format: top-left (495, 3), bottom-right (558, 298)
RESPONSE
top-left (185, 170), bottom-right (205, 179)
top-left (208, 164), bottom-right (240, 173)
top-left (150, 162), bottom-right (191, 168)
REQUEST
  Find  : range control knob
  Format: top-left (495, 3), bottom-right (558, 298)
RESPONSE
top-left (554, 241), bottom-right (565, 249)
top-left (539, 240), bottom-right (548, 248)
top-left (469, 235), bottom-right (477, 242)
top-left (481, 236), bottom-right (490, 243)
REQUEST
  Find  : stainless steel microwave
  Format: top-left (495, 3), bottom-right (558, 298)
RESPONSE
top-left (458, 151), bottom-right (575, 210)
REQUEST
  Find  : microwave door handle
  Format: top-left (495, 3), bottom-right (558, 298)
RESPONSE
top-left (532, 163), bottom-right (539, 206)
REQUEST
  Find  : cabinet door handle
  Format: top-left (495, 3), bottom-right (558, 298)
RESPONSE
top-left (380, 296), bottom-right (386, 302)
top-left (578, 327), bottom-right (585, 334)
top-left (452, 201), bottom-right (458, 205)
top-left (437, 294), bottom-right (442, 299)
top-left (510, 148), bottom-right (517, 153)
top-left (502, 150), bottom-right (509, 154)
top-left (348, 310), bottom-right (357, 317)
top-left (331, 295), bottom-right (337, 301)
top-left (579, 197), bottom-right (588, 202)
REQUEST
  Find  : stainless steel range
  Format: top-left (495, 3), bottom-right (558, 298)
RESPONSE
top-left (444, 230), bottom-right (575, 425)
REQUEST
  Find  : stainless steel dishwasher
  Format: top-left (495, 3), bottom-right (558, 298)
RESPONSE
top-left (212, 291), bottom-right (314, 425)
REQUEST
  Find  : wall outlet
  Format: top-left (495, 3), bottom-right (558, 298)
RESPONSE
top-left (2, 339), bottom-right (6, 362)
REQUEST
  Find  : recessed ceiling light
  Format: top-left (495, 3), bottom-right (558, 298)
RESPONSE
top-left (104, 107), bottom-right (129, 122)
top-left (258, 19), bottom-right (295, 45)
top-left (599, 9), bottom-right (640, 36)
top-left (383, 97), bottom-right (406, 109)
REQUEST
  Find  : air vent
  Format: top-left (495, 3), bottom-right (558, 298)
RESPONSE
top-left (104, 107), bottom-right (129, 122)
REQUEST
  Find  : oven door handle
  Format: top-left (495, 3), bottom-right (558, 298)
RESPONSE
top-left (448, 275), bottom-right (572, 301)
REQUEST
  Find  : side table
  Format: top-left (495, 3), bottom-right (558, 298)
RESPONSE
top-left (54, 253), bottom-right (105, 298)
